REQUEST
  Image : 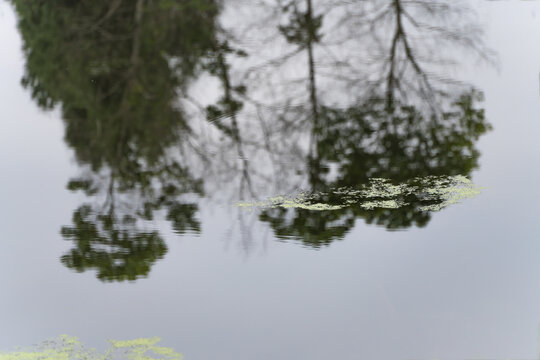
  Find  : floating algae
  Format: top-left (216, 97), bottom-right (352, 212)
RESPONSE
top-left (0, 335), bottom-right (182, 360)
top-left (236, 175), bottom-right (482, 212)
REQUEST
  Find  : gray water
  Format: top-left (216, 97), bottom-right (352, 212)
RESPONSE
top-left (1, 1), bottom-right (540, 359)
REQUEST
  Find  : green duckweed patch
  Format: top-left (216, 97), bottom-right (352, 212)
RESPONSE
top-left (0, 335), bottom-right (181, 360)
top-left (236, 175), bottom-right (482, 212)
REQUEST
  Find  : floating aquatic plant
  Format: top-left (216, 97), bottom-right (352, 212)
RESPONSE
top-left (236, 175), bottom-right (482, 212)
top-left (0, 336), bottom-right (181, 360)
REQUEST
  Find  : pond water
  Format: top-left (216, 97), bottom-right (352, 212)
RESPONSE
top-left (1, 0), bottom-right (540, 359)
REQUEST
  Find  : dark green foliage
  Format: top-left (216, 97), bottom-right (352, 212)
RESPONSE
top-left (260, 207), bottom-right (355, 248)
top-left (11, 0), bottom-right (218, 281)
top-left (259, 89), bottom-right (491, 246)
top-left (11, 0), bottom-right (220, 172)
top-left (10, 0), bottom-right (493, 255)
top-left (61, 206), bottom-right (167, 282)
top-left (315, 90), bottom-right (489, 184)
top-left (166, 203), bottom-right (201, 235)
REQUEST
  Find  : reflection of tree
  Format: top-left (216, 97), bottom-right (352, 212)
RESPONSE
top-left (236, 0), bottom-right (493, 247)
top-left (231, 0), bottom-right (491, 112)
top-left (61, 206), bottom-right (167, 282)
top-left (315, 91), bottom-right (489, 185)
top-left (278, 0), bottom-right (323, 128)
top-left (260, 90), bottom-right (491, 246)
top-left (345, 0), bottom-right (493, 108)
top-left (260, 207), bottom-right (354, 248)
top-left (11, 0), bottom-right (219, 280)
top-left (203, 40), bottom-right (255, 198)
top-left (11, 0), bottom-right (495, 255)
top-left (60, 161), bottom-right (202, 282)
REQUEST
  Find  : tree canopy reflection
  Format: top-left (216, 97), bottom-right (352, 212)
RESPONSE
top-left (217, 0), bottom-right (492, 247)
top-left (11, 0), bottom-right (218, 281)
top-left (258, 91), bottom-right (490, 247)
top-left (11, 0), bottom-right (493, 275)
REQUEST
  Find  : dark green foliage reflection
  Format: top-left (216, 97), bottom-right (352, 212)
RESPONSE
top-left (11, 0), bottom-right (218, 281)
top-left (61, 206), bottom-right (167, 282)
top-left (248, 0), bottom-right (492, 246)
top-left (10, 0), bottom-right (493, 269)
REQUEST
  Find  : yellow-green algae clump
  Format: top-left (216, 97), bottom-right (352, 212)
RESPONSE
top-left (236, 175), bottom-right (482, 212)
top-left (0, 335), bottom-right (181, 360)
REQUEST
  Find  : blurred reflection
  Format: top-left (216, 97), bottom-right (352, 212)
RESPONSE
top-left (11, 0), bottom-right (219, 280)
top-left (11, 0), bottom-right (493, 275)
top-left (256, 90), bottom-right (490, 247)
top-left (206, 0), bottom-right (493, 247)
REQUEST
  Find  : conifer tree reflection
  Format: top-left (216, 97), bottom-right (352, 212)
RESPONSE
top-left (11, 0), bottom-right (219, 280)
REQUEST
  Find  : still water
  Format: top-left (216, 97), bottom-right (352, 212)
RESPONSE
top-left (1, 0), bottom-right (540, 359)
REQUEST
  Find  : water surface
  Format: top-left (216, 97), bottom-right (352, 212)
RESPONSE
top-left (1, 1), bottom-right (540, 359)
